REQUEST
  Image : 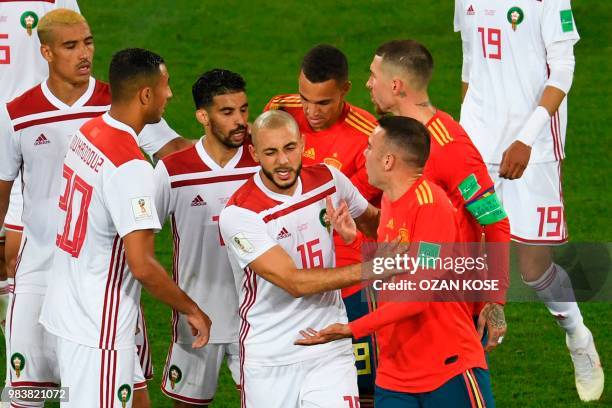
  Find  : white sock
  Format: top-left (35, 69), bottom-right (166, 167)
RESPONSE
top-left (523, 263), bottom-right (585, 335)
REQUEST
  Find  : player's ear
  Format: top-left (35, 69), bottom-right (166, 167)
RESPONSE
top-left (341, 80), bottom-right (351, 96)
top-left (384, 153), bottom-right (394, 171)
top-left (248, 143), bottom-right (259, 163)
top-left (40, 44), bottom-right (53, 63)
top-left (138, 86), bottom-right (153, 106)
top-left (195, 109), bottom-right (209, 127)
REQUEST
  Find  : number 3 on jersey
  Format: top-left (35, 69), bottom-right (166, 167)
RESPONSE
top-left (56, 164), bottom-right (93, 257)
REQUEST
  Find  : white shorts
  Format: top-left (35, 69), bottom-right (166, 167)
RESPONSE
top-left (161, 342), bottom-right (240, 405)
top-left (134, 305), bottom-right (153, 388)
top-left (488, 161), bottom-right (568, 244)
top-left (5, 182), bottom-right (24, 232)
top-left (242, 351), bottom-right (359, 408)
top-left (54, 335), bottom-right (136, 408)
top-left (7, 292), bottom-right (59, 388)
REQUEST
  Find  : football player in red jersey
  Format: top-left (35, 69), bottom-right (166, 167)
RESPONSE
top-left (296, 116), bottom-right (495, 408)
top-left (366, 39), bottom-right (510, 352)
top-left (265, 45), bottom-right (381, 407)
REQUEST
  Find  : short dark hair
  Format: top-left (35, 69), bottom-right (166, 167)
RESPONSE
top-left (109, 48), bottom-right (165, 102)
top-left (192, 69), bottom-right (246, 109)
top-left (378, 115), bottom-right (430, 167)
top-left (301, 44), bottom-right (349, 84)
top-left (375, 40), bottom-right (433, 90)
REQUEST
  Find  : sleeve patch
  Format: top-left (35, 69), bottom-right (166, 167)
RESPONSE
top-left (131, 197), bottom-right (153, 221)
top-left (458, 173), bottom-right (481, 201)
top-left (417, 241), bottom-right (441, 268)
top-left (560, 10), bottom-right (574, 33)
top-left (231, 232), bottom-right (255, 255)
top-left (465, 192), bottom-right (507, 226)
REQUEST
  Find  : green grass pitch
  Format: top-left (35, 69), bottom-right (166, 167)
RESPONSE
top-left (2, 0), bottom-right (611, 406)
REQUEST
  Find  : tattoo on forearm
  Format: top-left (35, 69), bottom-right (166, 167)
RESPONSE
top-left (486, 304), bottom-right (507, 329)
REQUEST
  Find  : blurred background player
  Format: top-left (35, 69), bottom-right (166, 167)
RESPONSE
top-left (296, 116), bottom-right (494, 408)
top-left (454, 0), bottom-right (603, 401)
top-left (366, 39), bottom-right (510, 351)
top-left (0, 0), bottom-right (80, 341)
top-left (39, 47), bottom-right (211, 408)
top-left (0, 9), bottom-right (188, 407)
top-left (265, 44), bottom-right (381, 407)
top-left (155, 69), bottom-right (259, 407)
top-left (219, 110), bottom-right (381, 408)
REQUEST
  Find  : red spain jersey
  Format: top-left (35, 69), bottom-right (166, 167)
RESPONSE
top-left (349, 177), bottom-right (487, 393)
top-left (423, 110), bottom-right (510, 311)
top-left (265, 95), bottom-right (382, 297)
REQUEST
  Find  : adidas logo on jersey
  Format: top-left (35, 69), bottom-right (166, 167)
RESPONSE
top-left (303, 147), bottom-right (316, 160)
top-left (276, 227), bottom-right (291, 240)
top-left (467, 5), bottom-right (475, 15)
top-left (191, 195), bottom-right (207, 206)
top-left (34, 134), bottom-right (50, 145)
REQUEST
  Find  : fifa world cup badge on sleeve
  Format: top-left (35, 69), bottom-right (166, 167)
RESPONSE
top-left (169, 365), bottom-right (183, 390)
top-left (231, 233), bottom-right (254, 254)
top-left (507, 7), bottom-right (524, 31)
top-left (11, 353), bottom-right (25, 378)
top-left (131, 197), bottom-right (153, 221)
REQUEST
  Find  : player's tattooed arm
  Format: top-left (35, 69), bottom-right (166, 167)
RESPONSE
top-left (477, 302), bottom-right (507, 352)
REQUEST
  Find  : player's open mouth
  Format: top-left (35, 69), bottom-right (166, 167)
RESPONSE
top-left (275, 169), bottom-right (292, 181)
top-left (77, 63), bottom-right (91, 74)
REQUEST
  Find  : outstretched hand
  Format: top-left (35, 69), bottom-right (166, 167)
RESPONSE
top-left (325, 196), bottom-right (357, 244)
top-left (294, 323), bottom-right (353, 346)
top-left (477, 303), bottom-right (507, 352)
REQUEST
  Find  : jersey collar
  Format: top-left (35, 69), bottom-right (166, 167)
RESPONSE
top-left (195, 136), bottom-right (244, 170)
top-left (41, 77), bottom-right (96, 110)
top-left (101, 113), bottom-right (139, 144)
top-left (254, 171), bottom-right (303, 203)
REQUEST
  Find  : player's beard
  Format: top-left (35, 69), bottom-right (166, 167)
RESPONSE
top-left (261, 162), bottom-right (302, 191)
top-left (212, 123), bottom-right (247, 149)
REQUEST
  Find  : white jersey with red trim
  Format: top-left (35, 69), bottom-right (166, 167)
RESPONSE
top-left (154, 138), bottom-right (259, 344)
top-left (40, 113), bottom-right (161, 350)
top-left (0, 77), bottom-right (178, 294)
top-left (0, 0), bottom-right (80, 103)
top-left (454, 0), bottom-right (580, 163)
top-left (219, 164), bottom-right (368, 366)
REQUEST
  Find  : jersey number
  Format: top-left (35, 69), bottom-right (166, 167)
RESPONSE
top-left (343, 396), bottom-right (360, 408)
top-left (537, 206), bottom-right (564, 237)
top-left (57, 165), bottom-right (94, 257)
top-left (0, 34), bottom-right (10, 64)
top-left (297, 238), bottom-right (323, 268)
top-left (478, 27), bottom-right (501, 60)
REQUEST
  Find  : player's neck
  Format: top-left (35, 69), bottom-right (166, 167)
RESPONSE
top-left (397, 92), bottom-right (436, 125)
top-left (385, 173), bottom-right (421, 202)
top-left (46, 74), bottom-right (89, 107)
top-left (108, 105), bottom-right (146, 135)
top-left (202, 137), bottom-right (239, 168)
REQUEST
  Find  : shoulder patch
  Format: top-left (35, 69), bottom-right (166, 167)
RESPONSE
top-left (162, 144), bottom-right (211, 176)
top-left (268, 94), bottom-right (302, 110)
top-left (427, 118), bottom-right (454, 146)
top-left (80, 116), bottom-right (144, 167)
top-left (6, 85), bottom-right (57, 121)
top-left (301, 164), bottom-right (334, 194)
top-left (415, 180), bottom-right (434, 205)
top-left (345, 107), bottom-right (377, 136)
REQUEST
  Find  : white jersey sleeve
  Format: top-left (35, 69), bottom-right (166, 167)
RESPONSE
top-left (541, 0), bottom-right (580, 48)
top-left (219, 205), bottom-right (278, 270)
top-left (453, 0), bottom-right (463, 32)
top-left (328, 165), bottom-right (368, 219)
top-left (139, 118), bottom-right (180, 159)
top-left (152, 160), bottom-right (172, 224)
top-left (0, 105), bottom-right (20, 181)
top-left (104, 160), bottom-right (161, 237)
top-left (56, 0), bottom-right (81, 12)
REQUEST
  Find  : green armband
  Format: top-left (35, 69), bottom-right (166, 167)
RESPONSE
top-left (466, 192), bottom-right (507, 226)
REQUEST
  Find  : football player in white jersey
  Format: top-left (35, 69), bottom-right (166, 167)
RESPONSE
top-left (454, 0), bottom-right (603, 401)
top-left (219, 110), bottom-right (383, 408)
top-left (0, 9), bottom-right (187, 407)
top-left (155, 69), bottom-right (258, 407)
top-left (0, 0), bottom-right (80, 341)
top-left (40, 47), bottom-right (211, 408)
